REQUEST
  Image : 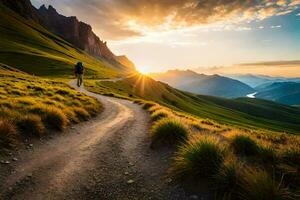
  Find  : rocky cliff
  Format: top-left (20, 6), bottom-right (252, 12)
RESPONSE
top-left (0, 0), bottom-right (135, 69)
top-left (0, 0), bottom-right (40, 21)
top-left (38, 5), bottom-right (116, 61)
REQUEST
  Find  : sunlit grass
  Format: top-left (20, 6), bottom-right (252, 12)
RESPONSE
top-left (138, 101), bottom-right (299, 196)
top-left (150, 118), bottom-right (189, 148)
top-left (0, 70), bottom-right (102, 150)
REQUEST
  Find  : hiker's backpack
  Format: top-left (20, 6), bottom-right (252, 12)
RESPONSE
top-left (75, 62), bottom-right (84, 74)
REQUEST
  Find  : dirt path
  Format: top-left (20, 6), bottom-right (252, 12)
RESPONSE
top-left (0, 80), bottom-right (199, 200)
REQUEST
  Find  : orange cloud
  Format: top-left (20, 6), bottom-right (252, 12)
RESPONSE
top-left (197, 60), bottom-right (300, 77)
top-left (36, 0), bottom-right (300, 40)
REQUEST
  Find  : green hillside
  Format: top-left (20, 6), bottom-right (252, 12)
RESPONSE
top-left (86, 74), bottom-right (300, 134)
top-left (0, 4), bottom-right (126, 78)
top-left (1, 3), bottom-right (300, 134)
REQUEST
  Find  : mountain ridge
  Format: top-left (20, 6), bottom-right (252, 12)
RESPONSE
top-left (150, 70), bottom-right (255, 98)
top-left (0, 0), bottom-right (135, 69)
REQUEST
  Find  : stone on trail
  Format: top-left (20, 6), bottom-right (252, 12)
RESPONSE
top-left (127, 179), bottom-right (134, 184)
top-left (1, 160), bottom-right (10, 164)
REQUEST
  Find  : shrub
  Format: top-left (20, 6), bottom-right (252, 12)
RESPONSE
top-left (231, 135), bottom-right (260, 156)
top-left (150, 118), bottom-right (188, 147)
top-left (0, 119), bottom-right (18, 149)
top-left (238, 168), bottom-right (294, 200)
top-left (150, 110), bottom-right (169, 122)
top-left (16, 114), bottom-right (45, 137)
top-left (173, 136), bottom-right (226, 179)
top-left (73, 107), bottom-right (90, 121)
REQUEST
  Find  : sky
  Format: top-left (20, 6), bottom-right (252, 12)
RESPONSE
top-left (32, 0), bottom-right (300, 76)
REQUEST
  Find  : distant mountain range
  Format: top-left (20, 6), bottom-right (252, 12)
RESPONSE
top-left (150, 70), bottom-right (255, 98)
top-left (255, 82), bottom-right (300, 105)
top-left (1, 0), bottom-right (300, 134)
top-left (224, 74), bottom-right (300, 105)
top-left (0, 0), bottom-right (135, 69)
top-left (227, 74), bottom-right (300, 88)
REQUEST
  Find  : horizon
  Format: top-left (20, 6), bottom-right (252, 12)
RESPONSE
top-left (32, 0), bottom-right (300, 77)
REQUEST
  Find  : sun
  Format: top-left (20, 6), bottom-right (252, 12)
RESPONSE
top-left (137, 66), bottom-right (150, 75)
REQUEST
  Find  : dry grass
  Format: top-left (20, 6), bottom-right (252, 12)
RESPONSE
top-left (0, 70), bottom-right (102, 150)
top-left (150, 118), bottom-right (188, 147)
top-left (140, 100), bottom-right (299, 197)
top-left (173, 135), bottom-right (226, 179)
top-left (0, 119), bottom-right (18, 149)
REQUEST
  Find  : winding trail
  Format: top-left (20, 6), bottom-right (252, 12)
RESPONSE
top-left (0, 80), bottom-right (194, 200)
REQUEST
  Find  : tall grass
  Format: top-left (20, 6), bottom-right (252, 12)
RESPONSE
top-left (0, 119), bottom-right (18, 149)
top-left (150, 118), bottom-right (188, 147)
top-left (0, 70), bottom-right (102, 150)
top-left (238, 168), bottom-right (294, 200)
top-left (214, 157), bottom-right (244, 199)
top-left (173, 136), bottom-right (226, 179)
top-left (15, 114), bottom-right (45, 137)
top-left (150, 109), bottom-right (170, 122)
top-left (230, 135), bottom-right (260, 156)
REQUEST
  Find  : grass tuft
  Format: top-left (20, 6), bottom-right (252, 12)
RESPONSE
top-left (150, 118), bottom-right (188, 147)
top-left (214, 156), bottom-right (244, 199)
top-left (173, 136), bottom-right (226, 179)
top-left (238, 168), bottom-right (294, 200)
top-left (150, 110), bottom-right (170, 122)
top-left (73, 107), bottom-right (91, 121)
top-left (29, 105), bottom-right (68, 131)
top-left (0, 119), bottom-right (18, 149)
top-left (231, 135), bottom-right (260, 156)
top-left (142, 102), bottom-right (156, 110)
top-left (16, 114), bottom-right (45, 137)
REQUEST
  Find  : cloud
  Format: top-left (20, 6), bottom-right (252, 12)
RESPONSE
top-left (195, 60), bottom-right (300, 77)
top-left (289, 0), bottom-right (300, 6)
top-left (270, 25), bottom-right (282, 29)
top-left (34, 0), bottom-right (300, 40)
top-left (238, 60), bottom-right (300, 66)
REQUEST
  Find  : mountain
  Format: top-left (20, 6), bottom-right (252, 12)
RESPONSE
top-left (37, 5), bottom-right (115, 61)
top-left (0, 0), bottom-right (135, 69)
top-left (115, 55), bottom-right (136, 69)
top-left (255, 82), bottom-right (300, 105)
top-left (0, 0), bottom-right (40, 21)
top-left (0, 0), bottom-right (133, 78)
top-left (87, 74), bottom-right (300, 134)
top-left (227, 74), bottom-right (300, 87)
top-left (150, 70), bottom-right (255, 98)
top-left (1, 0), bottom-right (300, 134)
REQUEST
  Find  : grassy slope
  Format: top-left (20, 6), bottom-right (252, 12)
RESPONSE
top-left (0, 4), bottom-right (125, 78)
top-left (85, 75), bottom-right (300, 134)
top-left (0, 68), bottom-right (102, 150)
top-left (1, 3), bottom-right (299, 134)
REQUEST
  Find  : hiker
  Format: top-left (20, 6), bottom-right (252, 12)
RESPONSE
top-left (74, 62), bottom-right (84, 87)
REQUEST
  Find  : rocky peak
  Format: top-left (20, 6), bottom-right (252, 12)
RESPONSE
top-left (1, 0), bottom-right (135, 70)
top-left (37, 4), bottom-right (116, 60)
top-left (0, 0), bottom-right (40, 21)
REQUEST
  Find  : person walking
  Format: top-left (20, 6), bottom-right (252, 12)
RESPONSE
top-left (74, 62), bottom-right (84, 87)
